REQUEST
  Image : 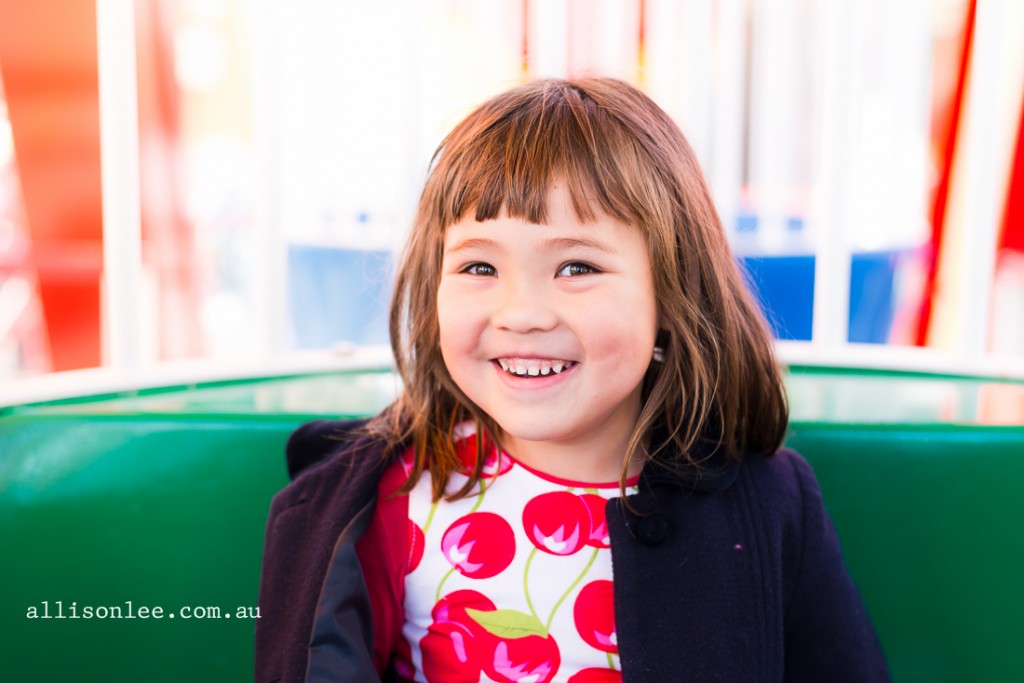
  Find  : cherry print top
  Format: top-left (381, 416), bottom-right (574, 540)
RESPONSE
top-left (260, 419), bottom-right (890, 683)
top-left (362, 430), bottom-right (637, 683)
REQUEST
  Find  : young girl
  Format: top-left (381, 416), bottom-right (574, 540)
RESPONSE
top-left (256, 78), bottom-right (890, 682)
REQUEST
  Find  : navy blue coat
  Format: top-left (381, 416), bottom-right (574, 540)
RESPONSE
top-left (255, 420), bottom-right (890, 682)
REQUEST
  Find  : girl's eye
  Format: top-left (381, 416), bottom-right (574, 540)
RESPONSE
top-left (462, 262), bottom-right (497, 277)
top-left (556, 262), bottom-right (599, 277)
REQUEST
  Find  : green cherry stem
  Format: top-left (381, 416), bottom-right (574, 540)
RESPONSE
top-left (468, 479), bottom-right (486, 514)
top-left (435, 566), bottom-right (457, 604)
top-left (607, 651), bottom-right (617, 670)
top-left (421, 501), bottom-right (438, 536)
top-left (545, 547), bottom-right (600, 632)
top-left (523, 547), bottom-right (541, 627)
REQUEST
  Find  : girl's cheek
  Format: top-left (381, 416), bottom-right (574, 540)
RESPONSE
top-left (439, 284), bottom-right (480, 323)
top-left (436, 287), bottom-right (472, 347)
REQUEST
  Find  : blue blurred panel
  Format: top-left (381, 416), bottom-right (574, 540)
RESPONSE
top-left (739, 250), bottom-right (902, 344)
top-left (287, 245), bottom-right (393, 349)
top-left (740, 254), bottom-right (816, 341)
top-left (848, 250), bottom-right (899, 344)
top-left (286, 244), bottom-right (900, 349)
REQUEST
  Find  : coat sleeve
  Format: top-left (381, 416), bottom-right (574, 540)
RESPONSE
top-left (254, 427), bottom-right (391, 683)
top-left (304, 499), bottom-right (383, 682)
top-left (306, 459), bottom-right (411, 681)
top-left (781, 451), bottom-right (891, 682)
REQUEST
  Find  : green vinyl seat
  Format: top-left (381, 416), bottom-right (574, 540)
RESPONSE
top-left (1, 365), bottom-right (1021, 682)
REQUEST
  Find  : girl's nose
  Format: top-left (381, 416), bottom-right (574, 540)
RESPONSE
top-left (491, 277), bottom-right (558, 333)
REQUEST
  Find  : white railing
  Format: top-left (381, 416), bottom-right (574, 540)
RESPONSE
top-left (96, 0), bottom-right (145, 371)
top-left (72, 0), bottom-right (1024, 396)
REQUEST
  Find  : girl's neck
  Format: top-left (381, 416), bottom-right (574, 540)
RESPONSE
top-left (500, 431), bottom-right (643, 484)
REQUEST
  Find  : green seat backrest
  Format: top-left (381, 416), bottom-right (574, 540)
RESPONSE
top-left (1, 366), bottom-right (1021, 681)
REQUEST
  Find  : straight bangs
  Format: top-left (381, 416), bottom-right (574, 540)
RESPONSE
top-left (429, 80), bottom-right (657, 233)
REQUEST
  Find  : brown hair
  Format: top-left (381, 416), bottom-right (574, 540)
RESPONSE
top-left (369, 77), bottom-right (788, 501)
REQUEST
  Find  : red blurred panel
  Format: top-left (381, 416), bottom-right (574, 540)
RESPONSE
top-left (135, 0), bottom-right (202, 360)
top-left (999, 91), bottom-right (1024, 254)
top-left (910, 0), bottom-right (975, 347)
top-left (0, 0), bottom-right (103, 370)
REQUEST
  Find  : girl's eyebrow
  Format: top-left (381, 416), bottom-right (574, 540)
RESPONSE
top-left (444, 235), bottom-right (617, 257)
top-left (444, 237), bottom-right (504, 256)
top-left (543, 236), bottom-right (617, 254)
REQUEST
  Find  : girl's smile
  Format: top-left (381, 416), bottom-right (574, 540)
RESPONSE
top-left (490, 357), bottom-right (579, 392)
top-left (436, 184), bottom-right (659, 482)
top-left (493, 358), bottom-right (576, 377)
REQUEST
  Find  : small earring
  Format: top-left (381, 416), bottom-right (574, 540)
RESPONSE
top-left (652, 346), bottom-right (665, 363)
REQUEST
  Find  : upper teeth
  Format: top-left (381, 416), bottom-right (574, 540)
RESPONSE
top-left (497, 358), bottom-right (573, 376)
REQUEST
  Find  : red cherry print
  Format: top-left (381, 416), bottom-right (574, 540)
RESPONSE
top-left (480, 447), bottom-right (513, 478)
top-left (431, 589), bottom-right (496, 629)
top-left (441, 512), bottom-right (516, 578)
top-left (407, 519), bottom-right (425, 574)
top-left (484, 633), bottom-right (561, 683)
top-left (456, 434), bottom-right (478, 474)
top-left (574, 580), bottom-right (617, 653)
top-left (422, 623), bottom-right (485, 682)
top-left (456, 433), bottom-right (513, 478)
top-left (423, 590), bottom-right (497, 683)
top-left (567, 668), bottom-right (622, 682)
top-left (579, 494), bottom-right (610, 548)
top-left (522, 491), bottom-right (591, 556)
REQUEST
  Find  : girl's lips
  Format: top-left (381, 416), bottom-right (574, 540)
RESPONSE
top-left (493, 358), bottom-right (577, 377)
top-left (490, 359), bottom-right (578, 388)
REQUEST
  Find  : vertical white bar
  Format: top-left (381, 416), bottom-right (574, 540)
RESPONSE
top-left (808, 0), bottom-right (854, 349)
top-left (249, 1), bottom-right (288, 357)
top-left (710, 0), bottom-right (746, 241)
top-left (877, 0), bottom-right (931, 254)
top-left (96, 0), bottom-right (143, 370)
top-left (400, 0), bottom-right (427, 239)
top-left (530, 0), bottom-right (569, 78)
top-left (593, 0), bottom-right (639, 77)
top-left (642, 0), bottom-right (681, 100)
top-left (676, 0), bottom-right (713, 161)
top-left (955, 0), bottom-right (1005, 360)
top-left (747, 0), bottom-right (797, 253)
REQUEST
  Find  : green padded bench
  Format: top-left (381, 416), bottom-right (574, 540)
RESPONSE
top-left (1, 365), bottom-right (1021, 682)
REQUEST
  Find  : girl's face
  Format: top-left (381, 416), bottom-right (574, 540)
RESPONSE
top-left (436, 184), bottom-right (659, 480)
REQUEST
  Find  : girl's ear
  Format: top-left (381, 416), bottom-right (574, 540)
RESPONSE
top-left (652, 329), bottom-right (670, 363)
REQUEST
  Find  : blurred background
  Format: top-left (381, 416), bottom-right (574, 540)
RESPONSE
top-left (0, 0), bottom-right (1022, 400)
top-left (1, 5), bottom-right (1023, 680)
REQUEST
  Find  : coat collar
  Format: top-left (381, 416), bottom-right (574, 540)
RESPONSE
top-left (640, 433), bottom-right (741, 494)
top-left (287, 417), bottom-right (741, 493)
